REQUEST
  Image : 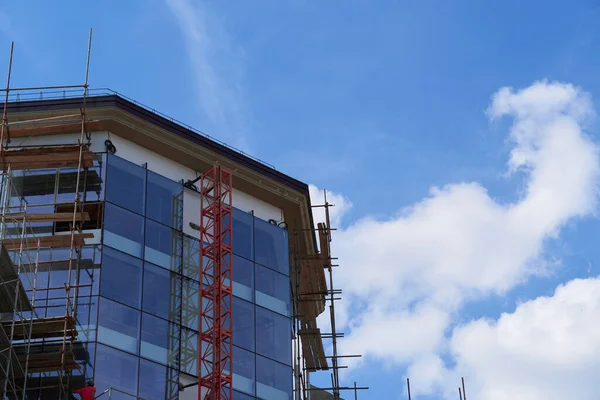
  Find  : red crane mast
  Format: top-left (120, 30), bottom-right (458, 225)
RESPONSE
top-left (198, 166), bottom-right (233, 400)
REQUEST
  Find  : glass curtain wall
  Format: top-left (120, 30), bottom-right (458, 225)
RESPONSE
top-left (99, 154), bottom-right (293, 400)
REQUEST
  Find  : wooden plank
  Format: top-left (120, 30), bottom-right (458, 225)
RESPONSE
top-left (2, 233), bottom-right (94, 250)
top-left (17, 352), bottom-right (79, 372)
top-left (10, 329), bottom-right (77, 341)
top-left (3, 212), bottom-right (90, 223)
top-left (0, 145), bottom-right (94, 170)
top-left (7, 120), bottom-right (101, 139)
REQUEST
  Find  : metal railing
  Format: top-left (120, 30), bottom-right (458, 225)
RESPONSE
top-left (1, 87), bottom-right (276, 170)
top-left (94, 387), bottom-right (145, 400)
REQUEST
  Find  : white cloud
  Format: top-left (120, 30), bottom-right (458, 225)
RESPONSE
top-left (165, 0), bottom-right (248, 149)
top-left (310, 81), bottom-right (600, 396)
top-left (450, 277), bottom-right (600, 400)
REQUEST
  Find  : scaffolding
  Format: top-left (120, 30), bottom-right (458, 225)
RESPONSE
top-left (292, 191), bottom-right (368, 400)
top-left (0, 29), bottom-right (96, 400)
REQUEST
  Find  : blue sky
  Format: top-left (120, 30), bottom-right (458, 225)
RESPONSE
top-left (3, 1), bottom-right (600, 399)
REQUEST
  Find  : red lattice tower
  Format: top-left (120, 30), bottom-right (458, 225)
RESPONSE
top-left (198, 166), bottom-right (233, 400)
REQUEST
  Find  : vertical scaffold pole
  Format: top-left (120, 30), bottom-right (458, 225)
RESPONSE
top-left (198, 165), bottom-right (233, 400)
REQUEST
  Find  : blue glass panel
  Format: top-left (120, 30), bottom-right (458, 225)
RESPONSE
top-left (100, 247), bottom-right (143, 308)
top-left (94, 344), bottom-right (139, 399)
top-left (182, 235), bottom-right (200, 281)
top-left (104, 203), bottom-right (144, 258)
top-left (180, 328), bottom-right (198, 376)
top-left (233, 255), bottom-right (253, 302)
top-left (75, 295), bottom-right (98, 342)
top-left (76, 246), bottom-right (102, 297)
top-left (145, 219), bottom-right (181, 272)
top-left (106, 153), bottom-right (146, 214)
top-left (147, 171), bottom-right (183, 228)
top-left (256, 355), bottom-right (292, 400)
top-left (233, 208), bottom-right (253, 260)
top-left (181, 278), bottom-right (199, 331)
top-left (254, 218), bottom-right (289, 275)
top-left (256, 307), bottom-right (291, 365)
top-left (98, 298), bottom-right (140, 354)
top-left (255, 264), bottom-right (290, 316)
top-left (232, 297), bottom-right (254, 351)
top-left (141, 313), bottom-right (180, 367)
top-left (232, 346), bottom-right (255, 396)
top-left (142, 262), bottom-right (181, 322)
top-left (233, 390), bottom-right (255, 400)
top-left (139, 359), bottom-right (179, 400)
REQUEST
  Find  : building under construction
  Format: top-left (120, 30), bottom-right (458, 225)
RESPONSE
top-left (0, 34), bottom-right (365, 400)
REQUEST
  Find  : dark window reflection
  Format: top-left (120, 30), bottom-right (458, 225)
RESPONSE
top-left (100, 247), bottom-right (142, 308)
top-left (255, 264), bottom-right (290, 316)
top-left (254, 218), bottom-right (289, 275)
top-left (104, 203), bottom-right (144, 257)
top-left (98, 298), bottom-right (140, 354)
top-left (142, 262), bottom-right (181, 322)
top-left (106, 153), bottom-right (146, 214)
top-left (182, 235), bottom-right (200, 281)
top-left (256, 355), bottom-right (292, 400)
top-left (94, 344), bottom-right (139, 398)
top-left (233, 208), bottom-right (253, 260)
top-left (256, 306), bottom-right (291, 365)
top-left (233, 297), bottom-right (254, 352)
top-left (181, 277), bottom-right (199, 331)
top-left (146, 171), bottom-right (182, 228)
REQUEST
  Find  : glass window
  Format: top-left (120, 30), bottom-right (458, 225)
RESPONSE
top-left (233, 390), bottom-right (255, 400)
top-left (256, 355), bottom-right (292, 400)
top-left (254, 218), bottom-right (289, 275)
top-left (255, 265), bottom-right (290, 316)
top-left (147, 171), bottom-right (183, 228)
top-left (180, 328), bottom-right (198, 376)
top-left (75, 295), bottom-right (98, 342)
top-left (233, 208), bottom-right (253, 260)
top-left (10, 169), bottom-right (56, 213)
top-left (76, 246), bottom-right (102, 297)
top-left (232, 346), bottom-right (255, 396)
top-left (73, 342), bottom-right (95, 385)
top-left (145, 219), bottom-right (181, 272)
top-left (142, 262), bottom-right (181, 321)
top-left (181, 278), bottom-right (199, 331)
top-left (139, 359), bottom-right (179, 400)
top-left (106, 153), bottom-right (146, 214)
top-left (100, 247), bottom-right (143, 308)
top-left (141, 313), bottom-right (180, 367)
top-left (233, 255), bottom-right (253, 302)
top-left (98, 298), bottom-right (140, 354)
top-left (233, 297), bottom-right (254, 352)
top-left (182, 235), bottom-right (200, 281)
top-left (95, 344), bottom-right (139, 399)
top-left (256, 307), bottom-right (291, 365)
top-left (56, 163), bottom-right (105, 204)
top-left (104, 202), bottom-right (144, 258)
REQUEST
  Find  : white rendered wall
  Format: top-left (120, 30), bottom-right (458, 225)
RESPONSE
top-left (20, 131), bottom-right (285, 225)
